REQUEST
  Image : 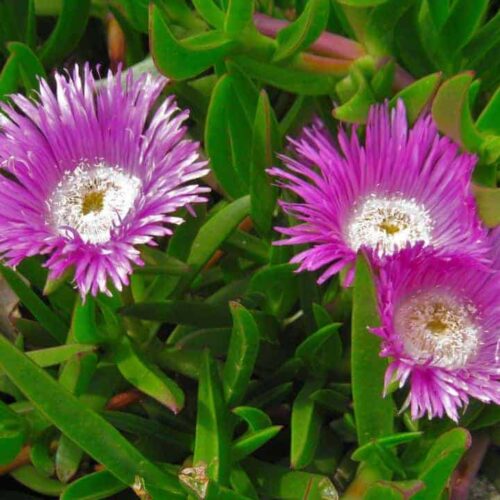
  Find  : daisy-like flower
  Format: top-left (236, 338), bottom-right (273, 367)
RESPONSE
top-left (0, 65), bottom-right (208, 297)
top-left (269, 101), bottom-right (488, 285)
top-left (372, 246), bottom-right (500, 421)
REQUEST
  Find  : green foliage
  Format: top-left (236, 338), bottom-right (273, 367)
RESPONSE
top-left (0, 1), bottom-right (499, 499)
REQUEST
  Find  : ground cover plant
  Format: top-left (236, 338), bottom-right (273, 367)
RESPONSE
top-left (0, 0), bottom-right (499, 498)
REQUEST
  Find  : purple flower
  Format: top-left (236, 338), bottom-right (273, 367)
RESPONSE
top-left (0, 65), bottom-right (208, 297)
top-left (372, 246), bottom-right (500, 421)
top-left (269, 101), bottom-right (488, 285)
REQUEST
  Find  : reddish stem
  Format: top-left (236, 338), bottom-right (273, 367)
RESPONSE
top-left (253, 12), bottom-right (365, 61)
top-left (253, 12), bottom-right (415, 90)
top-left (450, 433), bottom-right (490, 500)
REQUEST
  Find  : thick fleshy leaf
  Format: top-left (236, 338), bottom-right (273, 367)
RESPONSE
top-left (0, 0), bottom-right (35, 55)
top-left (351, 254), bottom-right (393, 446)
top-left (431, 72), bottom-right (483, 151)
top-left (30, 428), bottom-right (56, 477)
top-left (290, 378), bottom-right (325, 469)
top-left (413, 428), bottom-right (471, 500)
top-left (232, 56), bottom-right (338, 95)
top-left (248, 264), bottom-right (299, 318)
top-left (390, 73), bottom-right (441, 124)
top-left (113, 335), bottom-right (185, 413)
top-left (352, 432), bottom-right (423, 462)
top-left (7, 41), bottom-right (45, 91)
top-left (224, 0), bottom-right (254, 36)
top-left (476, 86), bottom-right (500, 135)
top-left (61, 470), bottom-right (127, 500)
top-left (205, 75), bottom-right (257, 198)
top-left (244, 458), bottom-right (338, 499)
top-left (0, 54), bottom-right (19, 97)
top-left (230, 465), bottom-right (259, 499)
top-left (193, 350), bottom-right (231, 485)
top-left (223, 231), bottom-right (270, 264)
top-left (365, 480), bottom-right (424, 499)
top-left (337, 0), bottom-right (389, 5)
top-left (250, 90), bottom-right (280, 237)
top-left (232, 426), bottom-right (283, 462)
top-left (175, 196), bottom-right (250, 294)
top-left (151, 5), bottom-right (236, 80)
top-left (192, 0), bottom-right (224, 28)
top-left (310, 389), bottom-right (350, 414)
top-left (462, 10), bottom-right (500, 67)
top-left (273, 0), bottom-right (330, 62)
top-left (0, 333), bottom-right (183, 496)
top-left (21, 344), bottom-right (95, 367)
top-left (295, 323), bottom-right (342, 374)
top-left (0, 399), bottom-right (26, 464)
top-left (39, 0), bottom-right (91, 68)
top-left (232, 406), bottom-right (272, 432)
top-left (10, 465), bottom-right (65, 496)
top-left (364, 0), bottom-right (416, 56)
top-left (103, 410), bottom-right (193, 451)
top-left (472, 184), bottom-right (500, 227)
top-left (114, 0), bottom-right (148, 32)
top-left (121, 299), bottom-right (232, 327)
top-left (0, 265), bottom-right (67, 343)
top-left (223, 303), bottom-right (260, 407)
top-left (439, 0), bottom-right (489, 58)
top-left (71, 296), bottom-right (105, 344)
top-left (334, 69), bottom-right (376, 124)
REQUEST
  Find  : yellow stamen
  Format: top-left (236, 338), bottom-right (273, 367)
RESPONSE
top-left (81, 190), bottom-right (104, 215)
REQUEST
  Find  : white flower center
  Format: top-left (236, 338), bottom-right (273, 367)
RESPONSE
top-left (346, 195), bottom-right (432, 256)
top-left (49, 162), bottom-right (141, 244)
top-left (394, 290), bottom-right (479, 369)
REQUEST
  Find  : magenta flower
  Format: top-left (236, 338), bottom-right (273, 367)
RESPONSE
top-left (0, 65), bottom-right (208, 297)
top-left (269, 101), bottom-right (488, 285)
top-left (372, 246), bottom-right (500, 421)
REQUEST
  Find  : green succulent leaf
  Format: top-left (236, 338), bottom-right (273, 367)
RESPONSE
top-left (273, 0), bottom-right (330, 62)
top-left (232, 406), bottom-right (273, 432)
top-left (431, 72), bottom-right (483, 151)
top-left (232, 426), bottom-right (283, 462)
top-left (224, 0), bottom-right (254, 36)
top-left (290, 378), bottom-right (325, 469)
top-left (61, 469), bottom-right (127, 500)
top-left (390, 73), bottom-right (442, 124)
top-left (244, 458), bottom-right (337, 499)
top-left (365, 480), bottom-right (425, 499)
top-left (150, 5), bottom-right (236, 80)
top-left (351, 254), bottom-right (394, 447)
top-left (223, 303), bottom-right (260, 407)
top-left (0, 333), bottom-right (183, 496)
top-left (0, 399), bottom-right (26, 464)
top-left (192, 0), bottom-right (225, 28)
top-left (0, 265), bottom-right (68, 344)
top-left (472, 184), bottom-right (500, 227)
top-left (121, 299), bottom-right (232, 327)
top-left (39, 0), bottom-right (91, 68)
top-left (113, 335), bottom-right (185, 413)
top-left (413, 428), bottom-right (471, 500)
top-left (193, 350), bottom-right (231, 485)
top-left (175, 195), bottom-right (250, 294)
top-left (250, 90), bottom-right (281, 237)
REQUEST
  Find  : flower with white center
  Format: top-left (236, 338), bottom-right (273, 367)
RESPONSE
top-left (372, 246), bottom-right (500, 421)
top-left (268, 101), bottom-right (488, 285)
top-left (0, 65), bottom-right (209, 297)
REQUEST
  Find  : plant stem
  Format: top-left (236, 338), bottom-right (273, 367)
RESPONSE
top-left (253, 12), bottom-right (365, 60)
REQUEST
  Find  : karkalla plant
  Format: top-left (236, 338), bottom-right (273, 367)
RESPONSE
top-left (0, 1), bottom-right (498, 499)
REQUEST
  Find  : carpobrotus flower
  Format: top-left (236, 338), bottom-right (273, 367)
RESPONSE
top-left (372, 247), bottom-right (500, 421)
top-left (269, 101), bottom-right (487, 285)
top-left (0, 65), bottom-right (208, 296)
